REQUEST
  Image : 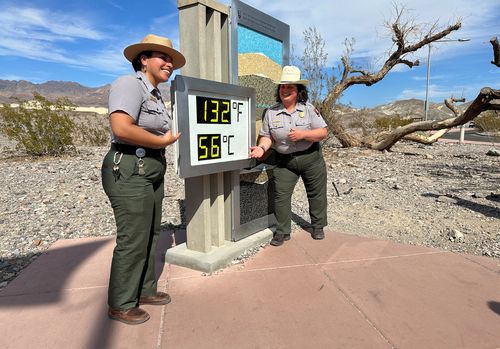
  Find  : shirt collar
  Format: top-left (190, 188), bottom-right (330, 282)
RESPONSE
top-left (277, 102), bottom-right (305, 115)
top-left (136, 71), bottom-right (161, 97)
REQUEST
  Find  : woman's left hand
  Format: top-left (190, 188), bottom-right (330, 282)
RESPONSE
top-left (288, 127), bottom-right (328, 142)
top-left (288, 128), bottom-right (305, 141)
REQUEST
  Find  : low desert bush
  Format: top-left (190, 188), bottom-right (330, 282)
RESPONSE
top-left (474, 111), bottom-right (500, 132)
top-left (76, 122), bottom-right (110, 146)
top-left (374, 115), bottom-right (413, 130)
top-left (0, 93), bottom-right (76, 156)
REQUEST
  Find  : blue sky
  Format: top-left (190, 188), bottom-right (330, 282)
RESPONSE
top-left (0, 0), bottom-right (498, 107)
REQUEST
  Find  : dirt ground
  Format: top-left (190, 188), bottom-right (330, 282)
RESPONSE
top-left (290, 140), bottom-right (500, 258)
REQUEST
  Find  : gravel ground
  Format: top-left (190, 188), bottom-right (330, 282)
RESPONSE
top-left (0, 140), bottom-right (499, 290)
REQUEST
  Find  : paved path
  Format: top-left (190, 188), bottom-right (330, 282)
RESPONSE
top-left (1, 229), bottom-right (499, 349)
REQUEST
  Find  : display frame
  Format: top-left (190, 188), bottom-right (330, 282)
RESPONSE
top-left (171, 75), bottom-right (256, 178)
top-left (229, 0), bottom-right (290, 84)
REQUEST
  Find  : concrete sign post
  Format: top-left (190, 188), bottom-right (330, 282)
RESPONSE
top-left (166, 0), bottom-right (289, 272)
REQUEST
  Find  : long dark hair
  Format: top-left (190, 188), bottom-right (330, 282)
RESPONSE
top-left (132, 51), bottom-right (153, 72)
top-left (275, 84), bottom-right (309, 104)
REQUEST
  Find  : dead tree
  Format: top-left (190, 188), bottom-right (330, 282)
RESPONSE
top-left (317, 5), bottom-right (499, 150)
top-left (368, 88), bottom-right (499, 150)
top-left (491, 36), bottom-right (500, 67)
top-left (320, 6), bottom-right (463, 147)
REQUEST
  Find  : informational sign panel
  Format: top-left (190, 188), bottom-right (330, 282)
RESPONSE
top-left (230, 0), bottom-right (290, 84)
top-left (230, 0), bottom-right (290, 127)
top-left (229, 0), bottom-right (290, 241)
top-left (171, 75), bottom-right (256, 178)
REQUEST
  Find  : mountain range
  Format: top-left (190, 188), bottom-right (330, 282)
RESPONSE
top-left (0, 79), bottom-right (468, 120)
top-left (0, 79), bottom-right (171, 107)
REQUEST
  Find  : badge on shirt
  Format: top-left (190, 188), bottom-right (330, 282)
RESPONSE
top-left (299, 111), bottom-right (305, 118)
top-left (149, 95), bottom-right (157, 102)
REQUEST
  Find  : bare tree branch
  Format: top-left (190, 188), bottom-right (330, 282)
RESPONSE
top-left (491, 36), bottom-right (500, 67)
top-left (486, 103), bottom-right (500, 110)
top-left (350, 69), bottom-right (371, 76)
top-left (398, 59), bottom-right (419, 68)
top-left (444, 97), bottom-right (466, 117)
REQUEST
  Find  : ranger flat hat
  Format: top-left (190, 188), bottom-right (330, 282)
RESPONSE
top-left (275, 65), bottom-right (309, 85)
top-left (123, 34), bottom-right (186, 69)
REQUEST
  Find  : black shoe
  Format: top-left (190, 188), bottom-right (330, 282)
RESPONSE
top-left (311, 228), bottom-right (325, 240)
top-left (270, 233), bottom-right (290, 246)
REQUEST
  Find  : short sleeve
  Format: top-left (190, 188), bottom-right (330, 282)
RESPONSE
top-left (307, 103), bottom-right (328, 129)
top-left (259, 109), bottom-right (271, 137)
top-left (108, 75), bottom-right (143, 121)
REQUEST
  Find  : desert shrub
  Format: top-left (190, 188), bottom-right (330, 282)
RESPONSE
top-left (77, 123), bottom-right (110, 146)
top-left (0, 93), bottom-right (76, 156)
top-left (474, 111), bottom-right (500, 132)
top-left (374, 114), bottom-right (413, 130)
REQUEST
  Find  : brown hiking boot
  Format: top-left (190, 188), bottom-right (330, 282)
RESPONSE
top-left (139, 292), bottom-right (171, 305)
top-left (108, 307), bottom-right (150, 325)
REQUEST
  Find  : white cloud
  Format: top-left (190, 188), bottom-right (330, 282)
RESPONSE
top-left (0, 5), bottom-right (105, 67)
top-left (77, 49), bottom-right (130, 75)
top-left (399, 84), bottom-right (460, 100)
top-left (0, 7), bottom-right (103, 41)
top-left (398, 79), bottom-right (499, 102)
top-left (106, 1), bottom-right (124, 11)
top-left (240, 0), bottom-right (500, 67)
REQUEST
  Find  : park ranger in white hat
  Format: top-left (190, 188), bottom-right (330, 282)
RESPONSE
top-left (250, 65), bottom-right (329, 246)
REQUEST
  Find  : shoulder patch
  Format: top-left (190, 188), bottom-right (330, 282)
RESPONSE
top-left (305, 103), bottom-right (322, 117)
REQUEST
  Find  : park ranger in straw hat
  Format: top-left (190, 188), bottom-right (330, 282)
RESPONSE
top-left (102, 34), bottom-right (185, 325)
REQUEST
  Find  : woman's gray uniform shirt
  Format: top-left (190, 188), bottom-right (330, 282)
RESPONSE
top-left (259, 102), bottom-right (327, 154)
top-left (108, 71), bottom-right (170, 144)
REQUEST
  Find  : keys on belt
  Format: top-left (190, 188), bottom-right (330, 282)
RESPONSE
top-left (110, 145), bottom-right (164, 179)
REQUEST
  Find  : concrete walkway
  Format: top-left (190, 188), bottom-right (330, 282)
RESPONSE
top-left (1, 229), bottom-right (499, 349)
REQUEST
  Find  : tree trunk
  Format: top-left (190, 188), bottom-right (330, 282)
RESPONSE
top-left (367, 88), bottom-right (499, 150)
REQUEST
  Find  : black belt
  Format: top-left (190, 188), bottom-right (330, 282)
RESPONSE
top-left (277, 142), bottom-right (320, 158)
top-left (111, 143), bottom-right (165, 157)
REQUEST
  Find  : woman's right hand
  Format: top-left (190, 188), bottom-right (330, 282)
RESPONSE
top-left (249, 145), bottom-right (265, 159)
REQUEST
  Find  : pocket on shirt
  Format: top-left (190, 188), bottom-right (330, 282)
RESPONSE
top-left (269, 124), bottom-right (284, 138)
top-left (294, 119), bottom-right (311, 129)
top-left (143, 100), bottom-right (162, 115)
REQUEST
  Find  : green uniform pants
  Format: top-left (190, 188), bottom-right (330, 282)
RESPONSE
top-left (273, 148), bottom-right (327, 235)
top-left (101, 150), bottom-right (166, 310)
